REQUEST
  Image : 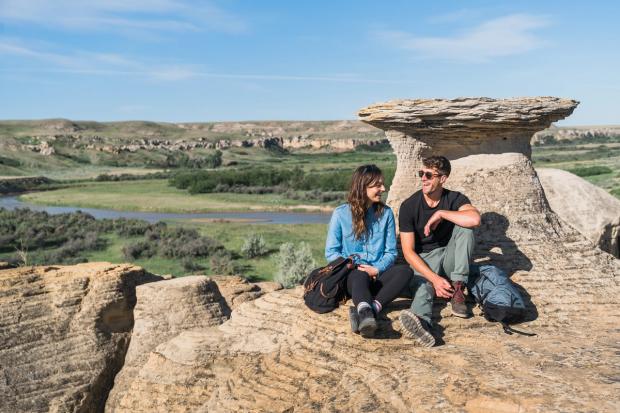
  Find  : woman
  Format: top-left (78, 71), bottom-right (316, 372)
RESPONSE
top-left (325, 164), bottom-right (412, 338)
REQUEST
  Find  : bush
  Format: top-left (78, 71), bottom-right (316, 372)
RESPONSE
top-left (210, 250), bottom-right (238, 275)
top-left (241, 233), bottom-right (268, 258)
top-left (568, 166), bottom-right (613, 177)
top-left (274, 242), bottom-right (316, 288)
top-left (122, 241), bottom-right (156, 260)
top-left (181, 257), bottom-right (203, 272)
top-left (355, 142), bottom-right (391, 152)
top-left (283, 189), bottom-right (345, 203)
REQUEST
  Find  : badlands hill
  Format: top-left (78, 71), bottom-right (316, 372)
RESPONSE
top-left (1, 97), bottom-right (619, 412)
top-left (0, 118), bottom-right (617, 152)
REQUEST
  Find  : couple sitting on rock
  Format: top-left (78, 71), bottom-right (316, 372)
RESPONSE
top-left (325, 156), bottom-right (480, 346)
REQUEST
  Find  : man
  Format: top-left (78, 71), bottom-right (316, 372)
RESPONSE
top-left (397, 155), bottom-right (481, 347)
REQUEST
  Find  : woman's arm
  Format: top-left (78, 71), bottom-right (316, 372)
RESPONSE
top-left (325, 208), bottom-right (344, 262)
top-left (372, 208), bottom-right (397, 273)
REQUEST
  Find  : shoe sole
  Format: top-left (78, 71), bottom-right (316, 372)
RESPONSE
top-left (358, 317), bottom-right (377, 338)
top-left (399, 310), bottom-right (435, 347)
top-left (451, 308), bottom-right (469, 318)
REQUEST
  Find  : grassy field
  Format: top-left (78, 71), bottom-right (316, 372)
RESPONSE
top-left (17, 146), bottom-right (398, 212)
top-left (19, 179), bottom-right (335, 212)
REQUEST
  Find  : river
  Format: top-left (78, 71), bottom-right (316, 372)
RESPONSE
top-left (0, 196), bottom-right (331, 224)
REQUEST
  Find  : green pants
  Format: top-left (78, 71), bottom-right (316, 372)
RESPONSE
top-left (408, 226), bottom-right (475, 325)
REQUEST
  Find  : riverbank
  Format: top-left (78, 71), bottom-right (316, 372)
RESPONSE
top-left (17, 179), bottom-right (337, 213)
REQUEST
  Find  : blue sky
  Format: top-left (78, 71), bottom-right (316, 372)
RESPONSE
top-left (0, 0), bottom-right (618, 125)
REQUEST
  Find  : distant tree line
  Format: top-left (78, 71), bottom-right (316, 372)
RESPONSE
top-left (169, 166), bottom-right (395, 195)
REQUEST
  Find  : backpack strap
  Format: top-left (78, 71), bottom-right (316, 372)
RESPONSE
top-left (501, 322), bottom-right (537, 337)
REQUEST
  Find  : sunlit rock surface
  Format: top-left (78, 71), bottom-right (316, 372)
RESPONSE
top-left (537, 167), bottom-right (620, 257)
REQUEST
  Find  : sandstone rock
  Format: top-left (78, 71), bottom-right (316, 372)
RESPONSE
top-left (98, 282), bottom-right (620, 412)
top-left (0, 263), bottom-right (160, 413)
top-left (105, 276), bottom-right (230, 411)
top-left (105, 275), bottom-right (284, 412)
top-left (39, 141), bottom-right (55, 156)
top-left (210, 275), bottom-right (282, 309)
top-left (537, 168), bottom-right (620, 257)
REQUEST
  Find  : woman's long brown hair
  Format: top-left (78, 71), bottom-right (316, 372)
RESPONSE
top-left (347, 164), bottom-right (385, 240)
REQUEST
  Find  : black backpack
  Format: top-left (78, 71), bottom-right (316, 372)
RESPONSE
top-left (469, 264), bottom-right (536, 336)
top-left (303, 256), bottom-right (357, 314)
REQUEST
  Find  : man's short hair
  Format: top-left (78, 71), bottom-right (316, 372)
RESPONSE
top-left (422, 155), bottom-right (451, 176)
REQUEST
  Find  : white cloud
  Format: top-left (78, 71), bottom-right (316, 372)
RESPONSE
top-left (0, 0), bottom-right (247, 34)
top-left (377, 14), bottom-right (551, 62)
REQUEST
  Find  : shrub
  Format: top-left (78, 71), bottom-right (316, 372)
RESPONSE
top-left (274, 241), bottom-right (316, 288)
top-left (241, 233), bottom-right (267, 258)
top-left (354, 142), bottom-right (391, 152)
top-left (122, 241), bottom-right (156, 260)
top-left (568, 166), bottom-right (613, 177)
top-left (210, 250), bottom-right (238, 275)
top-left (181, 257), bottom-right (203, 272)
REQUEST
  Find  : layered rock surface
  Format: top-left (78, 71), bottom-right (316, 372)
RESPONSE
top-left (537, 168), bottom-right (620, 257)
top-left (104, 275), bottom-right (282, 412)
top-left (0, 263), bottom-right (160, 413)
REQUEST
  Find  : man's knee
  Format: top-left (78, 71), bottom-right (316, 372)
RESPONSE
top-left (453, 225), bottom-right (475, 239)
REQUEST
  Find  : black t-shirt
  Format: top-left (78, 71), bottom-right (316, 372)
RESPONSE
top-left (399, 189), bottom-right (470, 253)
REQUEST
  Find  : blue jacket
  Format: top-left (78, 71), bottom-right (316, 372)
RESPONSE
top-left (325, 203), bottom-right (397, 274)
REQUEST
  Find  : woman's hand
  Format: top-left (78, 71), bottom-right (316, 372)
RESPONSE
top-left (358, 264), bottom-right (379, 279)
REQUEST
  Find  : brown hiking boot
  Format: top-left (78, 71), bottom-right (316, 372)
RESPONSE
top-left (450, 281), bottom-right (470, 318)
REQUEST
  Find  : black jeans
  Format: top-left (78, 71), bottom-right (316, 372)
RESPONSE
top-left (346, 264), bottom-right (413, 307)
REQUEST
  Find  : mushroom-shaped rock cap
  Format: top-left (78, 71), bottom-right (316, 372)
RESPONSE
top-left (358, 97), bottom-right (578, 137)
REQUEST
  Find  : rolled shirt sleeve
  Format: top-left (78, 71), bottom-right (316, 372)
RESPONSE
top-left (325, 207), bottom-right (344, 262)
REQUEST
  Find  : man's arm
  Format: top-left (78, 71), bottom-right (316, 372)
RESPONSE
top-left (424, 204), bottom-right (481, 236)
top-left (400, 231), bottom-right (454, 298)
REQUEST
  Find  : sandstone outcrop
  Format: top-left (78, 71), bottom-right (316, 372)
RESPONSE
top-left (0, 263), bottom-right (160, 413)
top-left (3, 98), bottom-right (619, 412)
top-left (105, 275), bottom-right (280, 412)
top-left (97, 97), bottom-right (617, 412)
top-left (105, 276), bottom-right (230, 411)
top-left (537, 167), bottom-right (620, 257)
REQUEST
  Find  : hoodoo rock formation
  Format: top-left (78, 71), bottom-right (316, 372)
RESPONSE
top-left (358, 97), bottom-right (579, 211)
top-left (2, 97), bottom-right (619, 413)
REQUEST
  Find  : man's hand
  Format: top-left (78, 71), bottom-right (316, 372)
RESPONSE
top-left (424, 211), bottom-right (443, 237)
top-left (431, 275), bottom-right (454, 299)
top-left (358, 264), bottom-right (379, 279)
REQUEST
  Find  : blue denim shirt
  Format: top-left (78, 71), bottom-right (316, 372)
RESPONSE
top-left (325, 203), bottom-right (397, 274)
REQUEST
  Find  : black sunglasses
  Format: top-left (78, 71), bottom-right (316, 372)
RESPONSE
top-left (418, 170), bottom-right (443, 179)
